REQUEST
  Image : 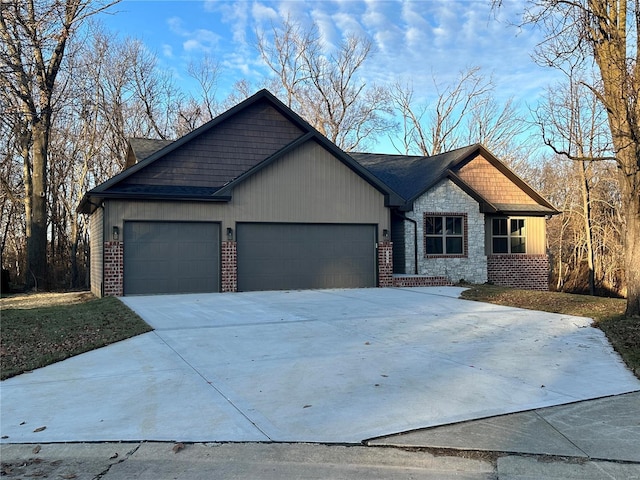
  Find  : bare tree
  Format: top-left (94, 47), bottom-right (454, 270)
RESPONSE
top-left (534, 66), bottom-right (613, 295)
top-left (176, 55), bottom-right (222, 136)
top-left (256, 16), bottom-right (394, 151)
top-left (500, 0), bottom-right (640, 316)
top-left (390, 67), bottom-right (529, 163)
top-left (0, 0), bottom-right (119, 289)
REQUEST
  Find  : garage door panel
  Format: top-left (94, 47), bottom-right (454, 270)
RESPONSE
top-left (124, 222), bottom-right (220, 295)
top-left (237, 223), bottom-right (376, 291)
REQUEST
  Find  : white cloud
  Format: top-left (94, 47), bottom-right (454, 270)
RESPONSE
top-left (165, 15), bottom-right (221, 53)
top-left (182, 29), bottom-right (221, 52)
top-left (333, 11), bottom-right (365, 39)
top-left (310, 8), bottom-right (339, 50)
top-left (167, 16), bottom-right (185, 35)
top-left (162, 44), bottom-right (174, 58)
top-left (252, 2), bottom-right (278, 23)
top-left (150, 0), bottom-right (560, 151)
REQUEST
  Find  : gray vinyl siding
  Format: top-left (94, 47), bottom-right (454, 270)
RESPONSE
top-left (104, 140), bottom-right (390, 238)
top-left (120, 101), bottom-right (303, 188)
top-left (89, 208), bottom-right (103, 297)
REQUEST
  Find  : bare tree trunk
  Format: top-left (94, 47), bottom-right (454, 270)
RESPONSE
top-left (70, 214), bottom-right (79, 289)
top-left (578, 161), bottom-right (595, 295)
top-left (27, 122), bottom-right (49, 289)
top-left (617, 151), bottom-right (640, 315)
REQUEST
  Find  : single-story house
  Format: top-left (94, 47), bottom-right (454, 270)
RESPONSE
top-left (350, 147), bottom-right (559, 290)
top-left (79, 89), bottom-right (558, 297)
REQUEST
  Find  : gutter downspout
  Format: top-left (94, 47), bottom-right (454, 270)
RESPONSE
top-left (100, 202), bottom-right (105, 298)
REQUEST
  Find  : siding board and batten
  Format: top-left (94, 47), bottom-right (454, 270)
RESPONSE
top-left (89, 208), bottom-right (103, 297)
top-left (105, 141), bottom-right (390, 237)
top-left (484, 216), bottom-right (547, 255)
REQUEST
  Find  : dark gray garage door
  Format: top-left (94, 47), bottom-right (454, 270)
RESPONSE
top-left (124, 221), bottom-right (220, 295)
top-left (237, 223), bottom-right (376, 291)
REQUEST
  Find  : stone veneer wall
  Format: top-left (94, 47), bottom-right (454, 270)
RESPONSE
top-left (378, 241), bottom-right (393, 287)
top-left (488, 254), bottom-right (550, 291)
top-left (221, 241), bottom-right (238, 292)
top-left (405, 180), bottom-right (488, 284)
top-left (103, 241), bottom-right (123, 297)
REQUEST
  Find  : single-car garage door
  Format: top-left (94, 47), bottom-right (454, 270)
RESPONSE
top-left (237, 223), bottom-right (376, 291)
top-left (124, 221), bottom-right (220, 295)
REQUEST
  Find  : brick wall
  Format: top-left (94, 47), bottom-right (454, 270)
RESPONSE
top-left (103, 241), bottom-right (123, 296)
top-left (221, 241), bottom-right (238, 292)
top-left (378, 241), bottom-right (393, 287)
top-left (487, 254), bottom-right (550, 291)
top-left (392, 275), bottom-right (452, 287)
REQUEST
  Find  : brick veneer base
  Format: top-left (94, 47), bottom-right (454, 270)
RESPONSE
top-left (378, 241), bottom-right (393, 287)
top-left (221, 241), bottom-right (238, 292)
top-left (103, 241), bottom-right (123, 296)
top-left (487, 254), bottom-right (550, 291)
top-left (392, 275), bottom-right (453, 287)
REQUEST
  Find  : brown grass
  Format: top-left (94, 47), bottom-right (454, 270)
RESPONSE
top-left (1, 292), bottom-right (152, 380)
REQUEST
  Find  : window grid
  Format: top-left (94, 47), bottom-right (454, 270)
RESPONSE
top-left (492, 218), bottom-right (526, 254)
top-left (424, 213), bottom-right (468, 258)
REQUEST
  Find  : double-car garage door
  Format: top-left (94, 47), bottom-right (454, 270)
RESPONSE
top-left (123, 221), bottom-right (377, 295)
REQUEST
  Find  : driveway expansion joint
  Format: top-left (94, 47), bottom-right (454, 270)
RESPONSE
top-left (151, 331), bottom-right (273, 442)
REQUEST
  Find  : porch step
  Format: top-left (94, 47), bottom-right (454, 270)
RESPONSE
top-left (392, 275), bottom-right (453, 287)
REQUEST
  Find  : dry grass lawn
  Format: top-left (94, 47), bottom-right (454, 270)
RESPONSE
top-left (1, 292), bottom-right (151, 380)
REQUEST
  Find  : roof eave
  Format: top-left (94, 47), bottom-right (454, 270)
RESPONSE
top-left (77, 191), bottom-right (231, 214)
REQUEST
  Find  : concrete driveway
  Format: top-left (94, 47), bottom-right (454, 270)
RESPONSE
top-left (1, 287), bottom-right (638, 444)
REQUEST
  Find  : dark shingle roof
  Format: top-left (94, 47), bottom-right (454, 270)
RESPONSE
top-left (349, 145), bottom-right (479, 202)
top-left (128, 138), bottom-right (174, 163)
top-left (104, 184), bottom-right (220, 197)
top-left (78, 89), bottom-right (403, 214)
top-left (351, 145), bottom-right (559, 215)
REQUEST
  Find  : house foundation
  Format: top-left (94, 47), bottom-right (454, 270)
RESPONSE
top-left (488, 254), bottom-right (550, 291)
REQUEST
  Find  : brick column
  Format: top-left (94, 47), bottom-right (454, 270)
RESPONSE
top-left (378, 241), bottom-right (393, 287)
top-left (221, 241), bottom-right (238, 292)
top-left (103, 241), bottom-right (123, 296)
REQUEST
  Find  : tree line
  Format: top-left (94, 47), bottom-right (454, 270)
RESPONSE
top-left (1, 0), bottom-right (638, 316)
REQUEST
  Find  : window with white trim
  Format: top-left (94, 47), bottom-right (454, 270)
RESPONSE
top-left (492, 218), bottom-right (526, 254)
top-left (425, 215), bottom-right (464, 255)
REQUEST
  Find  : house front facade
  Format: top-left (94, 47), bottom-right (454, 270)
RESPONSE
top-left (352, 146), bottom-right (558, 291)
top-left (79, 90), bottom-right (403, 297)
top-left (79, 90), bottom-right (558, 297)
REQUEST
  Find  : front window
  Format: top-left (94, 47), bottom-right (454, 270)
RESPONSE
top-left (492, 218), bottom-right (526, 254)
top-left (425, 214), bottom-right (465, 255)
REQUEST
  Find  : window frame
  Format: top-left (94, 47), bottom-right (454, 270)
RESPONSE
top-left (491, 217), bottom-right (527, 254)
top-left (424, 213), bottom-right (468, 258)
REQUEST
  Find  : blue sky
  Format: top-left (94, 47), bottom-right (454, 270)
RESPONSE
top-left (100, 0), bottom-right (559, 154)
